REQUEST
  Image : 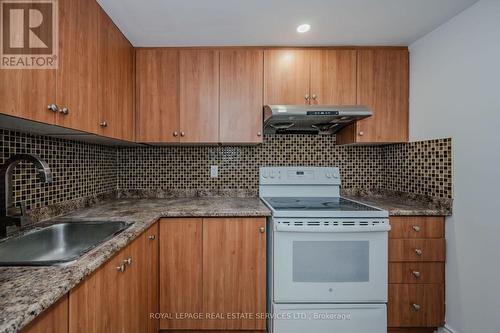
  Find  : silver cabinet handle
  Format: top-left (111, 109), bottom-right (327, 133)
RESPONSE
top-left (116, 264), bottom-right (126, 272)
top-left (180, 132), bottom-right (185, 137)
top-left (100, 121), bottom-right (107, 128)
top-left (59, 107), bottom-right (69, 115)
top-left (47, 104), bottom-right (59, 112)
top-left (415, 248), bottom-right (423, 256)
top-left (148, 235), bottom-right (156, 240)
top-left (123, 257), bottom-right (132, 266)
top-left (312, 94), bottom-right (317, 100)
top-left (259, 226), bottom-right (265, 233)
top-left (173, 131), bottom-right (178, 137)
top-left (304, 94), bottom-right (310, 101)
top-left (358, 131), bottom-right (364, 136)
top-left (412, 303), bottom-right (421, 311)
top-left (412, 225), bottom-right (421, 232)
top-left (257, 132), bottom-right (262, 137)
top-left (412, 270), bottom-right (421, 278)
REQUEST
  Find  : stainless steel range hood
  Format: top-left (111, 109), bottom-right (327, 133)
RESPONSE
top-left (263, 105), bottom-right (372, 135)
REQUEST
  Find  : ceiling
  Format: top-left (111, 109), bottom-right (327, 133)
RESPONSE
top-left (97, 0), bottom-right (478, 47)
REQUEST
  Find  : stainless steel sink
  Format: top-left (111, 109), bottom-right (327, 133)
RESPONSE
top-left (0, 221), bottom-right (132, 266)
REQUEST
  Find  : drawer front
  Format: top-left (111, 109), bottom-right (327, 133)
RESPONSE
top-left (389, 217), bottom-right (444, 239)
top-left (389, 239), bottom-right (445, 262)
top-left (389, 263), bottom-right (444, 284)
top-left (388, 284), bottom-right (444, 327)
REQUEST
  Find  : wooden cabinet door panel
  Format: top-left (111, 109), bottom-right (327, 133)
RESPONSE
top-left (389, 263), bottom-right (445, 284)
top-left (220, 49), bottom-right (264, 143)
top-left (145, 223), bottom-right (159, 333)
top-left (159, 218), bottom-right (203, 329)
top-left (202, 217), bottom-right (266, 330)
top-left (388, 284), bottom-right (444, 327)
top-left (179, 50), bottom-right (219, 143)
top-left (56, 0), bottom-right (99, 133)
top-left (264, 49), bottom-right (310, 105)
top-left (389, 239), bottom-right (446, 262)
top-left (136, 49), bottom-right (180, 142)
top-left (390, 216), bottom-right (445, 239)
top-left (355, 49), bottom-right (409, 143)
top-left (97, 8), bottom-right (134, 141)
top-left (21, 295), bottom-right (68, 333)
top-left (310, 50), bottom-right (357, 105)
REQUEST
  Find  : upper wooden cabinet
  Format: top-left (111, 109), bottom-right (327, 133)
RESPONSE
top-left (97, 7), bottom-right (135, 141)
top-left (220, 49), bottom-right (264, 143)
top-left (136, 49), bottom-right (180, 143)
top-left (264, 49), bottom-right (357, 105)
top-left (179, 49), bottom-right (220, 143)
top-left (337, 49), bottom-right (409, 144)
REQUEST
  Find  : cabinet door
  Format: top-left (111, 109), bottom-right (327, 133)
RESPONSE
top-left (264, 49), bottom-right (310, 105)
top-left (179, 49), bottom-right (219, 143)
top-left (69, 248), bottom-right (127, 333)
top-left (159, 218), bottom-right (203, 329)
top-left (97, 8), bottom-right (134, 141)
top-left (220, 49), bottom-right (264, 143)
top-left (56, 0), bottom-right (99, 133)
top-left (310, 50), bottom-right (357, 105)
top-left (136, 49), bottom-right (180, 143)
top-left (202, 217), bottom-right (267, 330)
top-left (21, 295), bottom-right (68, 333)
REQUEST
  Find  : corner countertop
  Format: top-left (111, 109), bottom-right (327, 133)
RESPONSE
top-left (0, 197), bottom-right (271, 333)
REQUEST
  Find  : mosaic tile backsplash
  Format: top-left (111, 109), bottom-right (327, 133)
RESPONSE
top-left (0, 130), bottom-right (452, 213)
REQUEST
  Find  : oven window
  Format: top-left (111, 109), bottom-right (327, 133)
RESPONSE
top-left (292, 241), bottom-right (369, 282)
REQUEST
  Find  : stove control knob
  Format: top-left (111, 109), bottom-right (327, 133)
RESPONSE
top-left (332, 172), bottom-right (339, 179)
top-left (326, 173), bottom-right (332, 179)
top-left (270, 172), bottom-right (276, 179)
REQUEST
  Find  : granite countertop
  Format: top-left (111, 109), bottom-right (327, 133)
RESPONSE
top-left (0, 197), bottom-right (271, 333)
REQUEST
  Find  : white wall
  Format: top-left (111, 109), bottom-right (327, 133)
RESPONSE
top-left (409, 1), bottom-right (500, 332)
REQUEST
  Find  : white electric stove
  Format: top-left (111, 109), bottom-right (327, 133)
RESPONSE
top-left (259, 167), bottom-right (390, 333)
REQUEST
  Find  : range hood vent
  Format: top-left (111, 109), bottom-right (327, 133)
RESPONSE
top-left (263, 105), bottom-right (372, 135)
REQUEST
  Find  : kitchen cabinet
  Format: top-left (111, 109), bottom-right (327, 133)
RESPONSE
top-left (69, 222), bottom-right (158, 333)
top-left (159, 217), bottom-right (266, 330)
top-left (136, 49), bottom-right (180, 143)
top-left (220, 49), bottom-right (264, 143)
top-left (20, 295), bottom-right (68, 333)
top-left (263, 49), bottom-right (357, 106)
top-left (179, 49), bottom-right (220, 143)
top-left (97, 7), bottom-right (135, 141)
top-left (388, 216), bottom-right (445, 330)
top-left (337, 49), bottom-right (409, 144)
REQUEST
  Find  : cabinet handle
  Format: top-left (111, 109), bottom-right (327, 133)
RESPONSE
top-left (411, 270), bottom-right (421, 278)
top-left (116, 264), bottom-right (126, 272)
top-left (148, 235), bottom-right (156, 240)
top-left (312, 94), bottom-right (317, 100)
top-left (173, 131), bottom-right (178, 137)
top-left (358, 131), bottom-right (364, 136)
top-left (259, 226), bottom-right (265, 233)
top-left (123, 257), bottom-right (132, 266)
top-left (180, 132), bottom-right (185, 137)
top-left (59, 107), bottom-right (69, 115)
top-left (47, 104), bottom-right (59, 113)
top-left (415, 248), bottom-right (423, 256)
top-left (412, 225), bottom-right (421, 232)
top-left (100, 121), bottom-right (107, 128)
top-left (412, 303), bottom-right (421, 311)
top-left (257, 132), bottom-right (262, 137)
top-left (304, 94), bottom-right (310, 101)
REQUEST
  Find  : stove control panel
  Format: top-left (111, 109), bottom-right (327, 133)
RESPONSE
top-left (260, 167), bottom-right (341, 185)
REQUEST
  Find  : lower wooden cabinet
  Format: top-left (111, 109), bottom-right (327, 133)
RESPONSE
top-left (20, 295), bottom-right (68, 333)
top-left (159, 217), bottom-right (267, 330)
top-left (68, 222), bottom-right (158, 333)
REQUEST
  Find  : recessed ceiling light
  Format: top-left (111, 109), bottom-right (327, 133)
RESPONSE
top-left (297, 24), bottom-right (311, 33)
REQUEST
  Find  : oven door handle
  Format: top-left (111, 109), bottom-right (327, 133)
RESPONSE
top-left (275, 225), bottom-right (391, 232)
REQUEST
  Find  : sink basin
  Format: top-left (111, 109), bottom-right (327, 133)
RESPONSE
top-left (0, 221), bottom-right (132, 266)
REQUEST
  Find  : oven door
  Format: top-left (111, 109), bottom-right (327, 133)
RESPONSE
top-left (273, 220), bottom-right (389, 303)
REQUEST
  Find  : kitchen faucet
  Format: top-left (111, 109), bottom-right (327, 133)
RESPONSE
top-left (0, 154), bottom-right (53, 238)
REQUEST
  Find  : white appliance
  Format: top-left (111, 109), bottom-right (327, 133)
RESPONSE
top-left (259, 167), bottom-right (390, 333)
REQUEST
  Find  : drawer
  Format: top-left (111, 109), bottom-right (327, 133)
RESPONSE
top-left (388, 284), bottom-right (444, 327)
top-left (389, 216), bottom-right (444, 239)
top-left (389, 239), bottom-right (445, 262)
top-left (389, 263), bottom-right (444, 284)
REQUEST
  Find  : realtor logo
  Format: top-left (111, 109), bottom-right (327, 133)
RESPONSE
top-left (1, 0), bottom-right (58, 69)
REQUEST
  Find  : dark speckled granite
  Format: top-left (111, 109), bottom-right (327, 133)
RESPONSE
top-left (0, 197), bottom-right (270, 333)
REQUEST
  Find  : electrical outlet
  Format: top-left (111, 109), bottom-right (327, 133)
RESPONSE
top-left (210, 165), bottom-right (218, 178)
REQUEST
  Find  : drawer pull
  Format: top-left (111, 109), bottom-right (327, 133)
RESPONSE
top-left (148, 235), bottom-right (156, 240)
top-left (259, 226), bottom-right (265, 233)
top-left (412, 270), bottom-right (421, 278)
top-left (116, 264), bottom-right (126, 272)
top-left (412, 303), bottom-right (421, 311)
top-left (123, 257), bottom-right (132, 266)
top-left (415, 249), bottom-right (423, 256)
top-left (412, 225), bottom-right (421, 232)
